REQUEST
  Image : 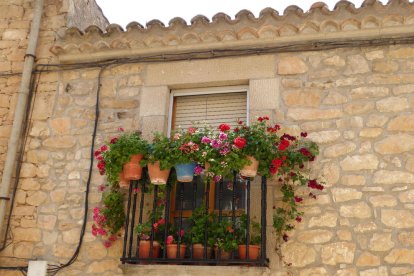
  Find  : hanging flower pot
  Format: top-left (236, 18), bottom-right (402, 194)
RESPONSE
top-left (240, 156), bottom-right (259, 178)
top-left (118, 171), bottom-right (129, 188)
top-left (238, 245), bottom-right (260, 260)
top-left (123, 154), bottom-right (144, 180)
top-left (166, 244), bottom-right (186, 259)
top-left (138, 240), bottom-right (160, 258)
top-left (148, 161), bottom-right (170, 185)
top-left (175, 162), bottom-right (196, 182)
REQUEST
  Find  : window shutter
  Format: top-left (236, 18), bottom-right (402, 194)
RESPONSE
top-left (173, 92), bottom-right (247, 130)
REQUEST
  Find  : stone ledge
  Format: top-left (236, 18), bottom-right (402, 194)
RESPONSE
top-left (120, 264), bottom-right (275, 276)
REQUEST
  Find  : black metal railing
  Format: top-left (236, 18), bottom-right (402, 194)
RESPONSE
top-left (121, 168), bottom-right (268, 266)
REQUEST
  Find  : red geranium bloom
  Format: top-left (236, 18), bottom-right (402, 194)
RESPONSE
top-left (294, 196), bottom-right (303, 203)
top-left (100, 145), bottom-right (108, 152)
top-left (218, 124), bottom-right (231, 132)
top-left (269, 159), bottom-right (283, 174)
top-left (97, 161), bottom-right (106, 170)
top-left (188, 127), bottom-right (197, 134)
top-left (94, 150), bottom-right (101, 157)
top-left (308, 179), bottom-right (324, 190)
top-left (278, 139), bottom-right (290, 151)
top-left (233, 137), bottom-right (246, 149)
top-left (110, 137), bottom-right (118, 144)
top-left (300, 132), bottom-right (308, 137)
top-left (296, 216), bottom-right (302, 223)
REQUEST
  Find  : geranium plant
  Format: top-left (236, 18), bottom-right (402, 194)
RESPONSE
top-left (169, 127), bottom-right (203, 165)
top-left (197, 124), bottom-right (249, 182)
top-left (95, 131), bottom-right (149, 184)
top-left (144, 132), bottom-right (175, 170)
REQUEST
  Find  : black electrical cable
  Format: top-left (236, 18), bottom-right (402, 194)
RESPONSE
top-left (46, 65), bottom-right (107, 275)
top-left (0, 67), bottom-right (42, 253)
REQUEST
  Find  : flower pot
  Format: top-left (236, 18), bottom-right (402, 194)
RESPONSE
top-left (238, 244), bottom-right (260, 260)
top-left (138, 240), bottom-right (160, 258)
top-left (123, 154), bottom-right (144, 180)
top-left (214, 247), bottom-right (232, 260)
top-left (118, 171), bottom-right (129, 188)
top-left (175, 163), bottom-right (196, 182)
top-left (130, 154), bottom-right (143, 164)
top-left (240, 156), bottom-right (259, 178)
top-left (166, 244), bottom-right (186, 259)
top-left (148, 161), bottom-right (170, 185)
top-left (192, 244), bottom-right (212, 259)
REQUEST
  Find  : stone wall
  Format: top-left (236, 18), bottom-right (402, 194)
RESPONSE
top-left (1, 1), bottom-right (414, 275)
top-left (3, 43), bottom-right (414, 275)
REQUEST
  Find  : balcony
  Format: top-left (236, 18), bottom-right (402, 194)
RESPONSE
top-left (121, 168), bottom-right (268, 266)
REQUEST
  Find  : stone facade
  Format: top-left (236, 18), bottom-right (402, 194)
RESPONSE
top-left (1, 0), bottom-right (414, 275)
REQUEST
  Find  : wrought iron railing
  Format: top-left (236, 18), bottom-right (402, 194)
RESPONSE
top-left (121, 168), bottom-right (268, 266)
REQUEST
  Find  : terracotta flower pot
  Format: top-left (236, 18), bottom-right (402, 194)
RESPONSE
top-left (192, 244), bottom-right (212, 259)
top-left (238, 244), bottom-right (260, 260)
top-left (118, 171), bottom-right (129, 188)
top-left (166, 244), bottom-right (186, 259)
top-left (214, 247), bottom-right (231, 260)
top-left (123, 154), bottom-right (143, 180)
top-left (138, 240), bottom-right (160, 258)
top-left (148, 161), bottom-right (170, 185)
top-left (240, 156), bottom-right (259, 178)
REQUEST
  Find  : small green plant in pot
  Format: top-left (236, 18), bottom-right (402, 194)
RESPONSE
top-left (145, 133), bottom-right (174, 185)
top-left (188, 205), bottom-right (215, 259)
top-left (236, 214), bottom-right (261, 260)
top-left (212, 219), bottom-right (238, 260)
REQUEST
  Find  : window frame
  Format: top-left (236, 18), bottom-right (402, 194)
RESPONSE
top-left (167, 85), bottom-right (250, 137)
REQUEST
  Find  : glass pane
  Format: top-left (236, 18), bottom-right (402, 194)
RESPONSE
top-left (174, 176), bottom-right (205, 211)
top-left (214, 174), bottom-right (246, 210)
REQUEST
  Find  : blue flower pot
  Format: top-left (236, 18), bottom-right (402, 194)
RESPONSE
top-left (175, 163), bottom-right (196, 182)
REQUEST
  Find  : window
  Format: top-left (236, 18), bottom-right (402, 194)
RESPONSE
top-left (169, 86), bottom-right (248, 226)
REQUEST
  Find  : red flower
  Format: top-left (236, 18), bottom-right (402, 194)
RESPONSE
top-left (234, 127), bottom-right (240, 133)
top-left (294, 196), bottom-right (303, 203)
top-left (94, 150), bottom-right (101, 157)
top-left (299, 147), bottom-right (311, 157)
top-left (100, 145), bottom-right (108, 152)
top-left (283, 234), bottom-right (289, 242)
top-left (309, 192), bottom-right (317, 199)
top-left (238, 120), bottom-right (243, 125)
top-left (308, 179), bottom-right (324, 190)
top-left (218, 124), bottom-right (231, 132)
top-left (157, 218), bottom-right (165, 225)
top-left (278, 139), bottom-right (290, 151)
top-left (296, 216), bottom-right (302, 223)
top-left (110, 137), bottom-right (118, 144)
top-left (258, 116), bottom-right (269, 122)
top-left (233, 137), bottom-right (247, 149)
top-left (166, 235), bottom-right (174, 245)
top-left (118, 127), bottom-right (124, 132)
top-left (109, 235), bottom-right (117, 242)
top-left (97, 161), bottom-right (106, 170)
top-left (301, 132), bottom-right (308, 137)
top-left (103, 241), bottom-right (112, 248)
top-left (270, 159), bottom-right (283, 175)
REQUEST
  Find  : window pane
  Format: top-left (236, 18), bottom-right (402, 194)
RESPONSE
top-left (174, 176), bottom-right (205, 211)
top-left (214, 175), bottom-right (246, 210)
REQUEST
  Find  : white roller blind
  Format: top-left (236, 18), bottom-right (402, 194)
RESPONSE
top-left (173, 92), bottom-right (247, 130)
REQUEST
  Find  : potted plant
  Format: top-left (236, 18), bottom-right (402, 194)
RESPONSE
top-left (95, 130), bottom-right (149, 185)
top-left (197, 124), bottom-right (249, 182)
top-left (144, 133), bottom-right (174, 185)
top-left (236, 214), bottom-right (261, 260)
top-left (212, 219), bottom-right (238, 260)
top-left (188, 205), bottom-right (215, 259)
top-left (166, 227), bottom-right (187, 259)
top-left (170, 127), bottom-right (203, 182)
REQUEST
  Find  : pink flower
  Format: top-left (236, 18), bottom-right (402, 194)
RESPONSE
top-left (166, 235), bottom-right (174, 245)
top-left (94, 150), bottom-right (101, 157)
top-left (100, 145), bottom-right (108, 152)
top-left (97, 228), bottom-right (107, 236)
top-left (133, 188), bottom-right (141, 194)
top-left (213, 175), bottom-right (222, 182)
top-left (98, 185), bottom-right (105, 192)
top-left (118, 127), bottom-right (124, 132)
top-left (201, 136), bottom-right (211, 144)
top-left (219, 147), bottom-right (230, 156)
top-left (210, 139), bottom-right (221, 149)
top-left (91, 224), bottom-right (98, 236)
top-left (219, 132), bottom-right (228, 141)
top-left (178, 229), bottom-right (185, 237)
top-left (188, 127), bottom-right (197, 134)
top-left (194, 165), bottom-right (203, 175)
top-left (173, 133), bottom-right (181, 140)
top-left (157, 218), bottom-right (165, 225)
top-left (153, 222), bottom-right (159, 230)
top-left (93, 207), bottom-right (100, 215)
top-left (103, 240), bottom-right (112, 248)
top-left (108, 235), bottom-right (117, 242)
top-left (97, 161), bottom-right (106, 170)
